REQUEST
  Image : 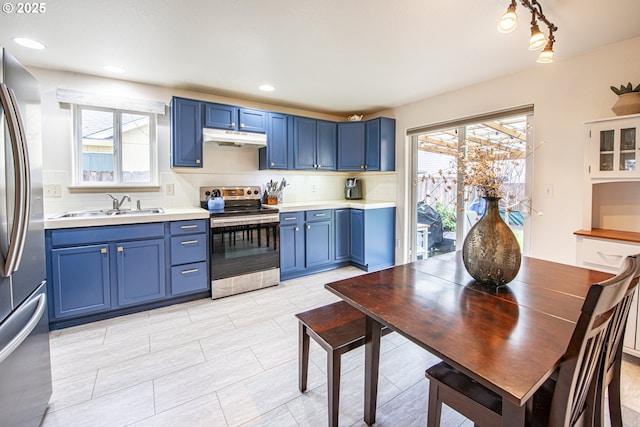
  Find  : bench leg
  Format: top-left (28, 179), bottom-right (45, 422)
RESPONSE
top-left (328, 349), bottom-right (341, 427)
top-left (299, 322), bottom-right (309, 392)
top-left (427, 381), bottom-right (442, 427)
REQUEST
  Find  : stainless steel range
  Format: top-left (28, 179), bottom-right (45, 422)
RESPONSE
top-left (200, 186), bottom-right (280, 299)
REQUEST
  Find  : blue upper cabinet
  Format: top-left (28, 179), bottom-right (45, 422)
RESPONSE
top-left (239, 108), bottom-right (268, 133)
top-left (338, 118), bottom-right (395, 171)
top-left (204, 103), bottom-right (237, 129)
top-left (337, 122), bottom-right (366, 171)
top-left (171, 97), bottom-right (203, 168)
top-left (293, 117), bottom-right (336, 170)
top-left (293, 116), bottom-right (317, 169)
top-left (316, 120), bottom-right (337, 170)
top-left (259, 112), bottom-right (290, 169)
top-left (204, 102), bottom-right (267, 133)
top-left (366, 117), bottom-right (396, 171)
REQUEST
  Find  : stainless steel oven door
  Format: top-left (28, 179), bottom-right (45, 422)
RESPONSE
top-left (210, 217), bottom-right (279, 280)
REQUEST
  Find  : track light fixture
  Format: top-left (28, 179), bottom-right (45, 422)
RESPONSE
top-left (497, 0), bottom-right (558, 63)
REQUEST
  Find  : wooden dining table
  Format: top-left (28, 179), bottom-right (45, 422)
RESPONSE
top-left (324, 251), bottom-right (613, 426)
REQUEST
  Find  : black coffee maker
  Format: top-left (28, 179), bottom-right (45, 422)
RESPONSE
top-left (344, 177), bottom-right (362, 200)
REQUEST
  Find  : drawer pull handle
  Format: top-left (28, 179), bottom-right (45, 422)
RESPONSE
top-left (283, 217), bottom-right (297, 221)
top-left (181, 268), bottom-right (198, 275)
top-left (314, 213), bottom-right (326, 217)
top-left (180, 240), bottom-right (198, 245)
top-left (596, 251), bottom-right (623, 258)
top-left (180, 225), bottom-right (198, 229)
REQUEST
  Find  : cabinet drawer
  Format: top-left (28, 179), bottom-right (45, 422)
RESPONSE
top-left (580, 237), bottom-right (640, 271)
top-left (170, 234), bottom-right (207, 265)
top-left (170, 220), bottom-right (207, 235)
top-left (51, 223), bottom-right (164, 247)
top-left (171, 262), bottom-right (208, 295)
top-left (305, 209), bottom-right (333, 222)
top-left (280, 211), bottom-right (302, 224)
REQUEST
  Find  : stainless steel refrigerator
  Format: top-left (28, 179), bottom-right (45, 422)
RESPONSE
top-left (0, 46), bottom-right (52, 426)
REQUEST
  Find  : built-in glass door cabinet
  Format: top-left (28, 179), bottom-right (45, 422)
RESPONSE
top-left (203, 102), bottom-right (267, 133)
top-left (587, 115), bottom-right (640, 178)
top-left (171, 97), bottom-right (203, 167)
top-left (577, 114), bottom-right (640, 357)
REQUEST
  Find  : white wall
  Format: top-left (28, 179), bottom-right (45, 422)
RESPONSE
top-left (384, 36), bottom-right (640, 265)
top-left (33, 68), bottom-right (398, 214)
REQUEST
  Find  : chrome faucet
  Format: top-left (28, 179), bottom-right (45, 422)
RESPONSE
top-left (106, 193), bottom-right (131, 210)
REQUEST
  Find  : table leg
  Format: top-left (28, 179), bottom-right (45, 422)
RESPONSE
top-left (501, 400), bottom-right (525, 426)
top-left (364, 316), bottom-right (381, 426)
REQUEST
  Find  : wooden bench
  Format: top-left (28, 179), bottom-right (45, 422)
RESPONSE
top-left (296, 301), bottom-right (391, 427)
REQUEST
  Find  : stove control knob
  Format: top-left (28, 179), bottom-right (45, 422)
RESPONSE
top-left (205, 191), bottom-right (211, 196)
top-left (246, 190), bottom-right (251, 195)
top-left (253, 190), bottom-right (259, 195)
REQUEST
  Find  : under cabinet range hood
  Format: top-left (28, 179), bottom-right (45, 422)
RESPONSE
top-left (203, 127), bottom-right (267, 148)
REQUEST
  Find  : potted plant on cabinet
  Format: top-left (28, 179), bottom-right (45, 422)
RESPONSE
top-left (610, 82), bottom-right (640, 116)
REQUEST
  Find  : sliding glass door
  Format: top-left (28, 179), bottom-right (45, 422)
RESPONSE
top-left (412, 113), bottom-right (533, 260)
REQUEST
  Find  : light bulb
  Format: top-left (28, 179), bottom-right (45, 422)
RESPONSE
top-left (528, 23), bottom-right (547, 50)
top-left (536, 42), bottom-right (554, 63)
top-left (497, 4), bottom-right (518, 34)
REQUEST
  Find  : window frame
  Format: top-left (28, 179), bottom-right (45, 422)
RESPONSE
top-left (72, 104), bottom-right (158, 188)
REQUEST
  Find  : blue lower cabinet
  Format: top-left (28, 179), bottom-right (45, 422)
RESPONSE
top-left (350, 209), bottom-right (365, 265)
top-left (279, 212), bottom-right (304, 277)
top-left (50, 244), bottom-right (111, 319)
top-left (46, 220), bottom-right (209, 328)
top-left (304, 210), bottom-right (334, 269)
top-left (168, 219), bottom-right (209, 296)
top-left (116, 239), bottom-right (166, 306)
top-left (171, 261), bottom-right (208, 295)
top-left (334, 209), bottom-right (351, 262)
top-left (351, 208), bottom-right (396, 271)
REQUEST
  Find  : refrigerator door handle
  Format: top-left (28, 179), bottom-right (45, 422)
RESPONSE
top-left (0, 84), bottom-right (28, 277)
top-left (7, 87), bottom-right (31, 272)
top-left (0, 292), bottom-right (46, 365)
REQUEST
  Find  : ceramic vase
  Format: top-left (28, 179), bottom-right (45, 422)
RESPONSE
top-left (462, 197), bottom-right (521, 286)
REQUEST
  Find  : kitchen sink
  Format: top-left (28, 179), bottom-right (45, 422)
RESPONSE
top-left (50, 208), bottom-right (164, 219)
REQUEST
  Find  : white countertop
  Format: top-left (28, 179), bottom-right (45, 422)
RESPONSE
top-left (45, 201), bottom-right (396, 229)
top-left (275, 200), bottom-right (396, 213)
top-left (44, 207), bottom-right (210, 230)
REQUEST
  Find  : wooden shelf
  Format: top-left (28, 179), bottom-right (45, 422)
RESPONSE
top-left (574, 228), bottom-right (640, 244)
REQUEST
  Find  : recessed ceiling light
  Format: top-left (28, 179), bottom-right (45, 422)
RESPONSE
top-left (103, 65), bottom-right (125, 74)
top-left (13, 37), bottom-right (46, 50)
top-left (259, 84), bottom-right (275, 92)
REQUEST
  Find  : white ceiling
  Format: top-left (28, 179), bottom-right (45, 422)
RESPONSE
top-left (1, 0), bottom-right (639, 116)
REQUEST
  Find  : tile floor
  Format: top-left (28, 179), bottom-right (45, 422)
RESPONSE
top-left (43, 267), bottom-right (640, 427)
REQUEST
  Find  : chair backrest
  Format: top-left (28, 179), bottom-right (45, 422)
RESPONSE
top-left (601, 254), bottom-right (639, 381)
top-left (548, 255), bottom-right (639, 426)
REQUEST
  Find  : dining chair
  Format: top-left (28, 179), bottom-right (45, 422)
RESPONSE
top-left (592, 254), bottom-right (639, 427)
top-left (425, 255), bottom-right (638, 427)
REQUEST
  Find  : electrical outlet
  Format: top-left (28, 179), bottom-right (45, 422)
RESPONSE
top-left (44, 184), bottom-right (62, 198)
top-left (311, 184), bottom-right (317, 192)
top-left (166, 184), bottom-right (174, 196)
